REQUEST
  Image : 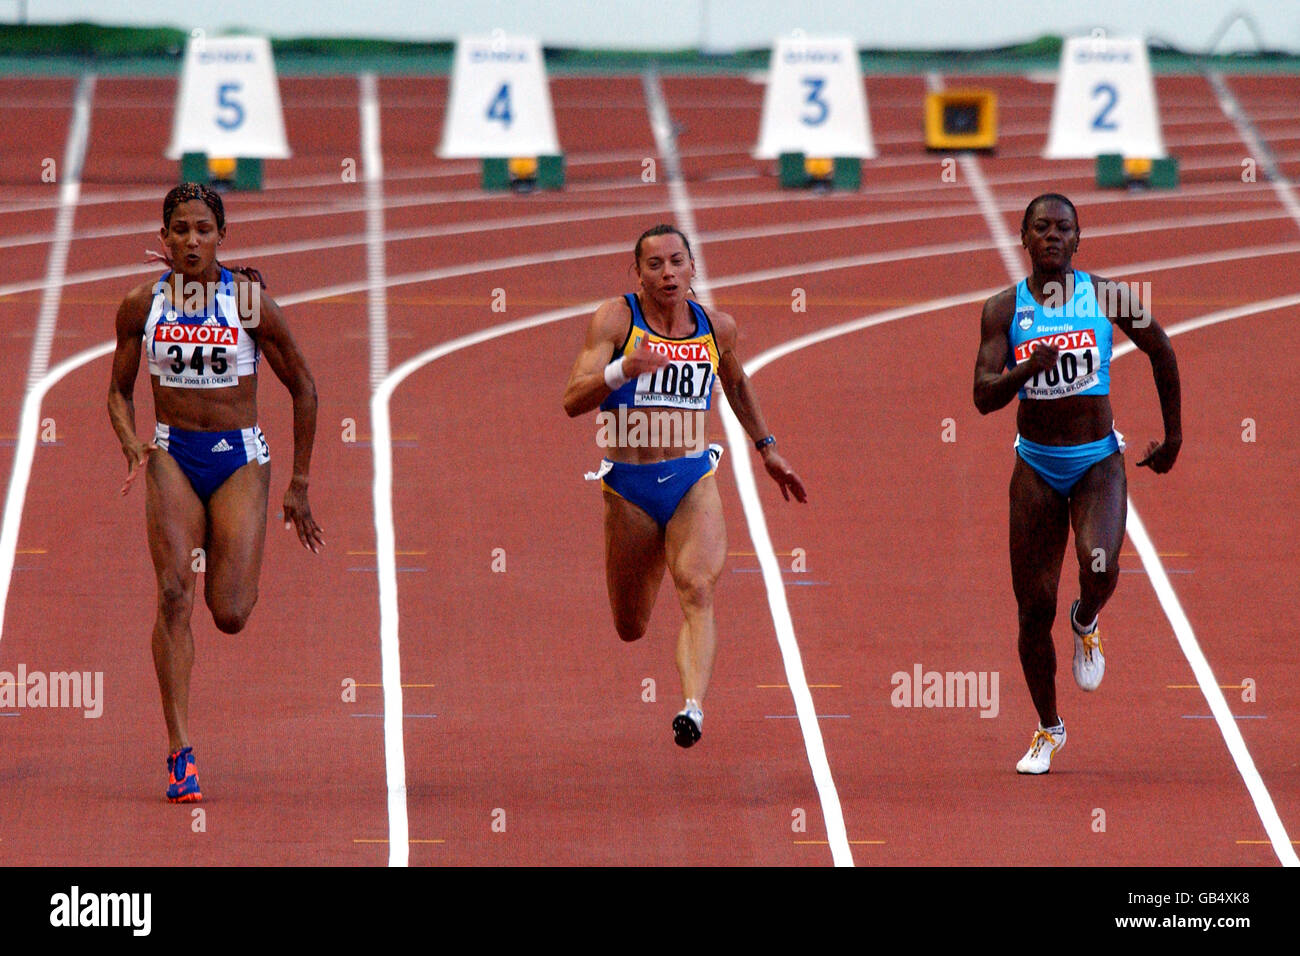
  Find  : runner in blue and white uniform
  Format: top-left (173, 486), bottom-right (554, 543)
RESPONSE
top-left (563, 224), bottom-right (806, 748)
top-left (108, 183), bottom-right (322, 802)
top-left (974, 194), bottom-right (1182, 774)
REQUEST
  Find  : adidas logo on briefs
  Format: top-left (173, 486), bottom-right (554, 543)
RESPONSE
top-left (211, 438), bottom-right (234, 453)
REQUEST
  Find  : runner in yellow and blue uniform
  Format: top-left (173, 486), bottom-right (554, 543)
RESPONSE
top-left (974, 193), bottom-right (1182, 774)
top-left (564, 225), bottom-right (806, 748)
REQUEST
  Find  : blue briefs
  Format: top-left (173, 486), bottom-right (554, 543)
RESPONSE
top-left (591, 444), bottom-right (723, 528)
top-left (154, 422), bottom-right (270, 502)
top-left (1015, 429), bottom-right (1125, 497)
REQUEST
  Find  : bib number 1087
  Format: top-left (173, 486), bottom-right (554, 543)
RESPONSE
top-left (644, 361), bottom-right (712, 399)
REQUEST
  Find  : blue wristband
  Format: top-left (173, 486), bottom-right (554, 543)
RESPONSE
top-left (754, 435), bottom-right (776, 451)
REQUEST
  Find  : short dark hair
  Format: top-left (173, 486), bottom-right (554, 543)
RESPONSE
top-left (634, 224), bottom-right (693, 265)
top-left (163, 182), bottom-right (225, 230)
top-left (1021, 193), bottom-right (1078, 233)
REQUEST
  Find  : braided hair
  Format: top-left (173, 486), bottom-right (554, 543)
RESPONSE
top-left (160, 183), bottom-right (267, 288)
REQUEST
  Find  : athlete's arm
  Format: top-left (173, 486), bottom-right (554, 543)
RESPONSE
top-left (107, 284), bottom-right (155, 495)
top-left (711, 308), bottom-right (807, 503)
top-left (562, 298), bottom-right (668, 417)
top-left (1095, 275), bottom-right (1182, 473)
top-left (972, 288), bottom-right (1058, 414)
top-left (249, 289), bottom-right (324, 552)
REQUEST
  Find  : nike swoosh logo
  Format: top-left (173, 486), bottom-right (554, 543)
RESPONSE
top-left (657, 475), bottom-right (674, 483)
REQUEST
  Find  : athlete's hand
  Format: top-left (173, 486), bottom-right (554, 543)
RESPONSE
top-left (1025, 343), bottom-right (1059, 375)
top-left (620, 345), bottom-right (671, 379)
top-left (120, 442), bottom-right (157, 496)
top-left (762, 449), bottom-right (807, 503)
top-left (1137, 435), bottom-right (1181, 474)
top-left (283, 477), bottom-right (324, 553)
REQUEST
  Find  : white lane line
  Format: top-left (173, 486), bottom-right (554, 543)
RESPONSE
top-left (2, 72), bottom-right (96, 643)
top-left (360, 72), bottom-right (388, 392)
top-left (27, 73), bottom-right (94, 386)
top-left (937, 65), bottom-right (1300, 868)
top-left (1206, 71), bottom-right (1300, 234)
top-left (366, 303), bottom-right (598, 869)
top-left (644, 65), bottom-right (853, 868)
top-left (0, 342), bottom-right (114, 646)
top-left (358, 71), bottom-right (406, 867)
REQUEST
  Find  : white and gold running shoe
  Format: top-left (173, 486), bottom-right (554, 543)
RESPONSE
top-left (1071, 599), bottom-right (1106, 691)
top-left (1016, 721), bottom-right (1066, 774)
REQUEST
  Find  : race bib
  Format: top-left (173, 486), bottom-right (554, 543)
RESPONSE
top-left (1015, 329), bottom-right (1099, 399)
top-left (153, 320), bottom-right (239, 389)
top-left (633, 339), bottom-right (715, 410)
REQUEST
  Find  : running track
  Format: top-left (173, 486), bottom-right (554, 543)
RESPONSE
top-left (0, 70), bottom-right (1297, 868)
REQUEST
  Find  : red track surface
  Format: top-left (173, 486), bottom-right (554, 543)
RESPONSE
top-left (0, 70), bottom-right (1296, 869)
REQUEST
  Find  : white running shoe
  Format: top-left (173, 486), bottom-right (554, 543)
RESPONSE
top-left (673, 703), bottom-right (703, 748)
top-left (1016, 721), bottom-right (1066, 774)
top-left (1071, 599), bottom-right (1106, 691)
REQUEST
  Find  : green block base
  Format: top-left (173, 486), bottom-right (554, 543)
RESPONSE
top-left (482, 155), bottom-right (564, 192)
top-left (778, 152), bottom-right (860, 190)
top-left (180, 152), bottom-right (207, 183)
top-left (1150, 156), bottom-right (1178, 189)
top-left (1096, 153), bottom-right (1178, 190)
top-left (177, 153), bottom-right (263, 190)
top-left (832, 156), bottom-right (861, 190)
top-left (1096, 153), bottom-right (1125, 188)
top-left (233, 158), bottom-right (262, 191)
top-left (537, 154), bottom-right (564, 190)
top-left (778, 151), bottom-right (806, 187)
top-left (482, 157), bottom-right (510, 191)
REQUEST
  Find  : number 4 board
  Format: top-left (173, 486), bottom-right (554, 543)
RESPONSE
top-left (438, 34), bottom-right (561, 159)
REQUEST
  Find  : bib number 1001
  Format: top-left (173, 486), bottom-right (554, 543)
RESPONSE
top-left (1028, 349), bottom-right (1094, 388)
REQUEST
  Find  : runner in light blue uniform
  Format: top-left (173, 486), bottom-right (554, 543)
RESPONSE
top-left (974, 193), bottom-right (1182, 775)
top-left (1006, 268), bottom-right (1123, 495)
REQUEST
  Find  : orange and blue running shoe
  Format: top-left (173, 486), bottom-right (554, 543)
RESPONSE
top-left (166, 746), bottom-right (202, 803)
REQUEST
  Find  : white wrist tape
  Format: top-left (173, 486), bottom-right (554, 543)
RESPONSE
top-left (604, 358), bottom-right (630, 390)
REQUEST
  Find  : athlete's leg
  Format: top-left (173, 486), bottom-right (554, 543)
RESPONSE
top-left (603, 491), bottom-right (668, 642)
top-left (1009, 456), bottom-right (1071, 727)
top-left (203, 460), bottom-right (271, 634)
top-left (664, 475), bottom-right (726, 702)
top-left (1069, 452), bottom-right (1127, 626)
top-left (145, 449), bottom-right (207, 753)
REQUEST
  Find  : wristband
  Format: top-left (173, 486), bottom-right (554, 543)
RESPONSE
top-left (604, 358), bottom-right (629, 391)
top-left (754, 434), bottom-right (776, 451)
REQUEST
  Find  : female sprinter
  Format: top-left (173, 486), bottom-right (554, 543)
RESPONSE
top-left (563, 224), bottom-right (806, 748)
top-left (973, 193), bottom-right (1181, 774)
top-left (108, 183), bottom-right (322, 801)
